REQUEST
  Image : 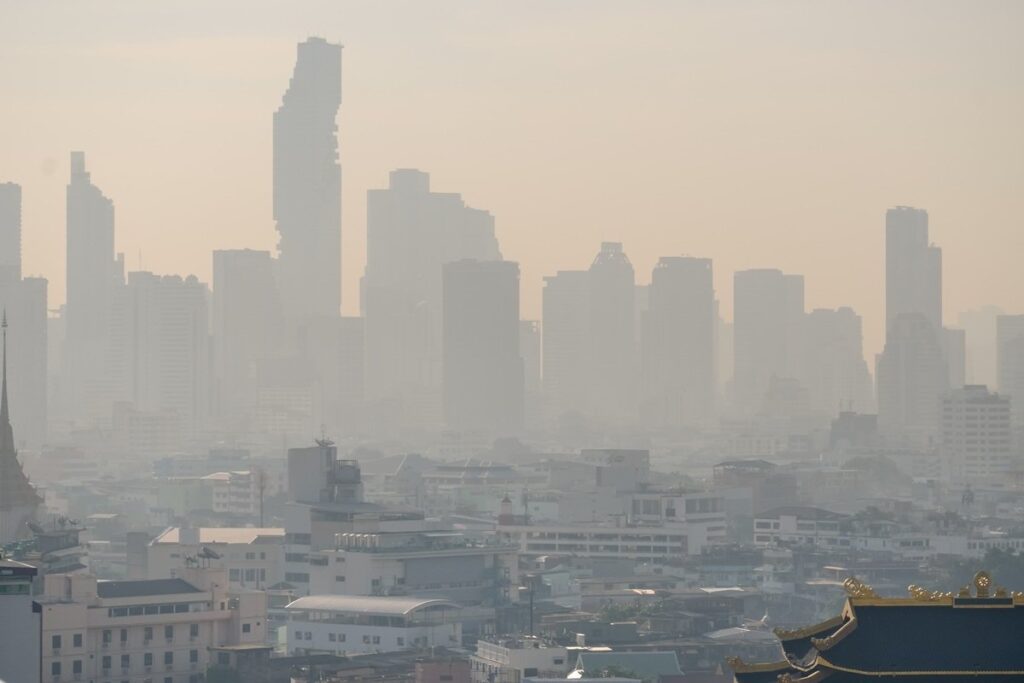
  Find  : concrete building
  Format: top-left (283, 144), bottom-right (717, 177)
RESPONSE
top-left (587, 242), bottom-right (638, 423)
top-left (997, 314), bottom-right (1024, 435)
top-left (541, 270), bottom-right (589, 423)
top-left (442, 259), bottom-right (523, 434)
top-left (940, 385), bottom-right (1014, 483)
top-left (37, 567), bottom-right (266, 683)
top-left (0, 182), bottom-right (20, 283)
top-left (283, 595), bottom-right (461, 655)
top-left (0, 559), bottom-right (40, 683)
top-left (0, 277), bottom-right (48, 447)
top-left (274, 37), bottom-right (342, 321)
top-left (803, 307), bottom-right (874, 416)
top-left (146, 527), bottom-right (285, 590)
top-left (471, 637), bottom-right (570, 683)
top-left (752, 506), bottom-right (848, 548)
top-left (641, 256), bottom-right (715, 428)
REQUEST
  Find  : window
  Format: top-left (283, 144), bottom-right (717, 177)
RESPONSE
top-left (245, 552), bottom-right (256, 560)
top-left (372, 636), bottom-right (380, 644)
top-left (294, 631), bottom-right (302, 641)
top-left (363, 635), bottom-right (371, 644)
top-left (102, 656), bottom-right (112, 670)
top-left (144, 627), bottom-right (153, 641)
top-left (73, 633), bottom-right (83, 648)
top-left (120, 629), bottom-right (128, 643)
top-left (121, 654), bottom-right (130, 669)
top-left (52, 635), bottom-right (62, 650)
top-left (190, 623), bottom-right (199, 638)
top-left (165, 625), bottom-right (174, 640)
top-left (397, 637), bottom-right (404, 646)
top-left (103, 630), bottom-right (112, 644)
top-left (145, 653), bottom-right (153, 666)
top-left (335, 575), bottom-right (346, 582)
top-left (190, 649), bottom-right (198, 663)
top-left (73, 660), bottom-right (82, 674)
top-left (51, 662), bottom-right (61, 676)
top-left (337, 633), bottom-right (346, 642)
top-left (242, 623), bottom-right (251, 634)
top-left (329, 633), bottom-right (337, 642)
top-left (165, 678), bottom-right (173, 683)
top-left (304, 632), bottom-right (312, 641)
top-left (164, 652), bottom-right (173, 665)
top-left (229, 569), bottom-right (240, 581)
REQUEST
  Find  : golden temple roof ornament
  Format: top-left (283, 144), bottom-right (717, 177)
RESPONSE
top-left (907, 584), bottom-right (952, 601)
top-left (842, 576), bottom-right (879, 599)
top-left (974, 570), bottom-right (992, 598)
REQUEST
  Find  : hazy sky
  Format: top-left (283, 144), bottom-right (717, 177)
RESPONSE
top-left (2, 0), bottom-right (1022, 356)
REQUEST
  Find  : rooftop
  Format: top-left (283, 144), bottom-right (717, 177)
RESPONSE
top-left (153, 527), bottom-right (284, 545)
top-left (96, 578), bottom-right (202, 599)
top-left (756, 506), bottom-right (847, 521)
top-left (286, 595), bottom-right (459, 617)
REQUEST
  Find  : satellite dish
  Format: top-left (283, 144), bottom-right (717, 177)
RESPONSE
top-left (27, 521), bottom-right (45, 535)
top-left (199, 546), bottom-right (222, 560)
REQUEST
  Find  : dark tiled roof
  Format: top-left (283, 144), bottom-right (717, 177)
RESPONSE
top-left (96, 578), bottom-right (202, 599)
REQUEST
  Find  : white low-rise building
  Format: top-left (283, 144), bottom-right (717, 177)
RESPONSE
top-left (471, 637), bottom-right (570, 683)
top-left (145, 527), bottom-right (285, 590)
top-left (283, 595), bottom-right (461, 655)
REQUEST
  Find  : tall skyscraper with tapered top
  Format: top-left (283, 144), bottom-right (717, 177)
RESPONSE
top-left (274, 37), bottom-right (342, 321)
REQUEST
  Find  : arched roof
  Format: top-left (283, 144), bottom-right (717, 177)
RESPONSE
top-left (285, 595), bottom-right (459, 616)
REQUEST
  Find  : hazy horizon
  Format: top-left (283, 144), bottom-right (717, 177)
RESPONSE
top-left (3, 0), bottom-right (1023, 357)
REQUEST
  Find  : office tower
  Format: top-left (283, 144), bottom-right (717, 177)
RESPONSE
top-left (123, 273), bottom-right (210, 436)
top-left (640, 257), bottom-right (715, 428)
top-left (941, 386), bottom-right (1013, 483)
top-left (877, 207), bottom-right (948, 442)
top-left (803, 307), bottom-right (874, 415)
top-left (65, 151), bottom-right (122, 419)
top-left (959, 307), bottom-right (1003, 388)
top-left (519, 320), bottom-right (541, 429)
top-left (0, 182), bottom-right (20, 283)
top-left (364, 169), bottom-right (500, 428)
top-left (274, 37), bottom-right (342, 321)
top-left (733, 268), bottom-right (804, 414)
top-left (0, 313), bottom-right (42, 544)
top-left (442, 260), bottom-right (523, 433)
top-left (885, 206), bottom-right (942, 331)
top-left (0, 278), bottom-right (47, 447)
top-left (212, 249), bottom-right (284, 422)
top-left (996, 315), bottom-right (1024, 433)
top-left (587, 242), bottom-right (637, 422)
top-left (542, 270), bottom-right (589, 422)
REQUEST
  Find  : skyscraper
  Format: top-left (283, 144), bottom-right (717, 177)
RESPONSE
top-left (274, 37), bottom-right (342, 321)
top-left (363, 169), bottom-right (500, 428)
top-left (733, 268), bottom-right (804, 414)
top-left (640, 256), bottom-right (715, 428)
top-left (0, 279), bottom-right (47, 447)
top-left (65, 151), bottom-right (122, 419)
top-left (542, 270), bottom-right (589, 423)
top-left (803, 307), bottom-right (874, 415)
top-left (212, 249), bottom-right (284, 422)
top-left (0, 183), bottom-right (20, 283)
top-left (876, 207), bottom-right (948, 443)
top-left (996, 314), bottom-right (1024, 436)
top-left (442, 260), bottom-right (523, 433)
top-left (587, 242), bottom-right (637, 423)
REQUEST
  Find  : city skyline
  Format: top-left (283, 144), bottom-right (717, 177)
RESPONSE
top-left (3, 2), bottom-right (1024, 357)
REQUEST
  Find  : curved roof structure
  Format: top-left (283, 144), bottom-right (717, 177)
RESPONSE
top-left (285, 595), bottom-right (459, 616)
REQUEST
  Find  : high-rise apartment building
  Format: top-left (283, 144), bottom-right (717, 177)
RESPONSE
top-left (0, 182), bottom-right (21, 283)
top-left (274, 37), bottom-right (342, 321)
top-left (940, 385), bottom-right (1013, 483)
top-left (442, 260), bottom-right (523, 433)
top-left (640, 256), bottom-right (715, 428)
top-left (733, 268), bottom-right (804, 414)
top-left (0, 277), bottom-right (48, 446)
top-left (803, 307), bottom-right (874, 415)
top-left (363, 169), bottom-right (500, 428)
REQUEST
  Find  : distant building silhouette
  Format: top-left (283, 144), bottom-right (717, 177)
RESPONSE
top-left (996, 314), bottom-right (1024, 442)
top-left (274, 37), bottom-right (342, 321)
top-left (442, 259), bottom-right (523, 433)
top-left (363, 169), bottom-right (500, 428)
top-left (876, 207), bottom-right (948, 444)
top-left (941, 385), bottom-right (1012, 483)
top-left (803, 307), bottom-right (874, 415)
top-left (959, 306), bottom-right (1003, 388)
top-left (733, 268), bottom-right (804, 415)
top-left (542, 269), bottom-right (589, 423)
top-left (519, 320), bottom-right (542, 429)
top-left (211, 249), bottom-right (285, 425)
top-left (587, 242), bottom-right (638, 423)
top-left (0, 182), bottom-right (21, 283)
top-left (65, 151), bottom-right (123, 422)
top-left (641, 256), bottom-right (715, 428)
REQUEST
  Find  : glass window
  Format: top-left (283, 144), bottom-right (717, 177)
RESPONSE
top-left (144, 627), bottom-right (153, 641)
top-left (164, 651), bottom-right (173, 665)
top-left (145, 653), bottom-right (153, 666)
top-left (102, 656), bottom-right (111, 670)
top-left (51, 662), bottom-right (61, 676)
top-left (103, 630), bottom-right (112, 644)
top-left (165, 625), bottom-right (174, 640)
top-left (190, 623), bottom-right (199, 638)
top-left (73, 633), bottom-right (83, 648)
top-left (190, 649), bottom-right (198, 663)
top-left (120, 654), bottom-right (130, 668)
top-left (73, 660), bottom-right (82, 674)
top-left (120, 629), bottom-right (128, 642)
top-left (242, 623), bottom-right (251, 633)
top-left (52, 635), bottom-right (61, 649)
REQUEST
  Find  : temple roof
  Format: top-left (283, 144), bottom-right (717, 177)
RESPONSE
top-left (0, 312), bottom-right (42, 518)
top-left (729, 572), bottom-right (1024, 682)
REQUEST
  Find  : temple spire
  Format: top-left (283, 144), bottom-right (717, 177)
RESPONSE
top-left (0, 309), bottom-right (13, 454)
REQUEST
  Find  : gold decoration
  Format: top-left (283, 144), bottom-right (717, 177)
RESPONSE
top-left (957, 585), bottom-right (971, 598)
top-left (908, 584), bottom-right (952, 601)
top-left (842, 576), bottom-right (879, 599)
top-left (778, 674), bottom-right (794, 683)
top-left (995, 586), bottom-right (1008, 598)
top-left (974, 570), bottom-right (992, 598)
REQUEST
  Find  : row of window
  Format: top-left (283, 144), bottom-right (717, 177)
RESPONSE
top-left (107, 603), bottom-right (205, 618)
top-left (98, 624), bottom-right (200, 645)
top-left (50, 650), bottom-right (199, 675)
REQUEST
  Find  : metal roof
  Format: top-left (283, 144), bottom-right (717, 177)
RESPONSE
top-left (285, 595), bottom-right (459, 616)
top-left (96, 578), bottom-right (202, 599)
